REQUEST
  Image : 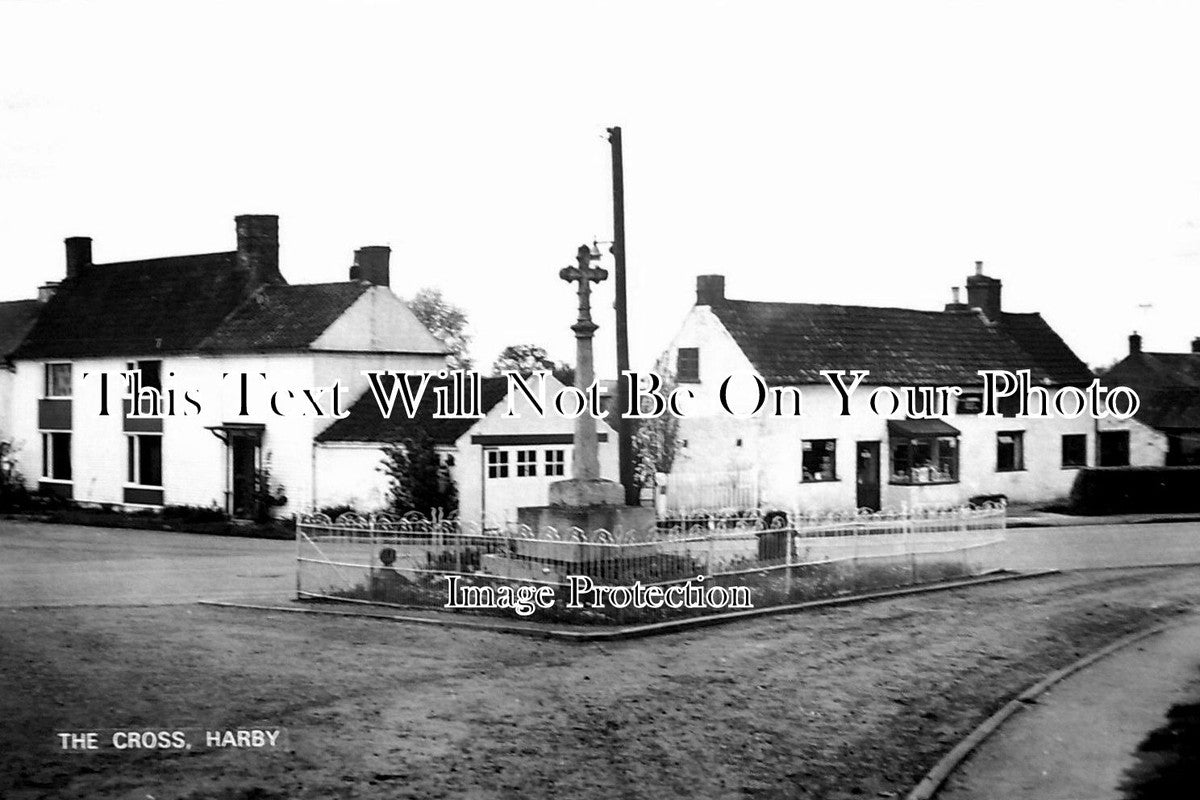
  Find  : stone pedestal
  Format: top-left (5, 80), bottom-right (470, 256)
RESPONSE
top-left (512, 478), bottom-right (658, 570)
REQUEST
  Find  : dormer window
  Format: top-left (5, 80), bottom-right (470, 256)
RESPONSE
top-left (677, 348), bottom-right (700, 383)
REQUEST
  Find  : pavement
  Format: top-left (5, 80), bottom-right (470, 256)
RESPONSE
top-left (938, 612), bottom-right (1200, 800)
top-left (1007, 508), bottom-right (1200, 529)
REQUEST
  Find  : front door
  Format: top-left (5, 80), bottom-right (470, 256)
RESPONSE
top-left (230, 437), bottom-right (259, 519)
top-left (856, 441), bottom-right (881, 511)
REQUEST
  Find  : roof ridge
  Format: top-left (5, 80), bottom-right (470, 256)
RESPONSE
top-left (99, 250), bottom-right (237, 267)
top-left (723, 297), bottom-right (995, 317)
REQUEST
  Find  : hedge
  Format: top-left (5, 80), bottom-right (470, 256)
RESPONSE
top-left (1068, 466), bottom-right (1200, 515)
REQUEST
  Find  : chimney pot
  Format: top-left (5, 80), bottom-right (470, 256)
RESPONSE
top-left (696, 274), bottom-right (726, 306)
top-left (975, 260), bottom-right (984, 275)
top-left (65, 237), bottom-right (92, 279)
top-left (235, 214), bottom-right (281, 287)
top-left (350, 246), bottom-right (391, 287)
top-left (1191, 336), bottom-right (1200, 354)
top-left (951, 286), bottom-right (961, 304)
top-left (1129, 331), bottom-right (1142, 354)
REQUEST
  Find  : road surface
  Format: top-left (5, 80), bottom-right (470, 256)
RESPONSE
top-left (0, 520), bottom-right (293, 607)
top-left (0, 518), bottom-right (1198, 607)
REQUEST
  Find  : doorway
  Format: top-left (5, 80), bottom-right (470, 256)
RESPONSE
top-left (230, 436), bottom-right (260, 519)
top-left (856, 441), bottom-right (881, 511)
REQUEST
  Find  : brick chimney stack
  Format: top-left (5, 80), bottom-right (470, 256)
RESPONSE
top-left (1129, 331), bottom-right (1142, 354)
top-left (65, 237), bottom-right (92, 279)
top-left (965, 260), bottom-right (1002, 322)
top-left (235, 214), bottom-right (282, 287)
top-left (349, 246), bottom-right (391, 286)
top-left (696, 274), bottom-right (726, 306)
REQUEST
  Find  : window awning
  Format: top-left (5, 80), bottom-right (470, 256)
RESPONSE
top-left (886, 418), bottom-right (961, 438)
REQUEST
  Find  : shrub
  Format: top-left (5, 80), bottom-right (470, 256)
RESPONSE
top-left (162, 505), bottom-right (228, 523)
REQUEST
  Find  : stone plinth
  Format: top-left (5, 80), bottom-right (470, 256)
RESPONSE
top-left (514, 479), bottom-right (658, 567)
top-left (547, 477), bottom-right (624, 507)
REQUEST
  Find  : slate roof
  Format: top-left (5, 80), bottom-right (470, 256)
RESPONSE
top-left (12, 255), bottom-right (372, 359)
top-left (317, 375), bottom-right (510, 445)
top-left (199, 282), bottom-right (370, 352)
top-left (0, 299), bottom-right (43, 361)
top-left (13, 253), bottom-right (254, 359)
top-left (709, 300), bottom-right (1090, 386)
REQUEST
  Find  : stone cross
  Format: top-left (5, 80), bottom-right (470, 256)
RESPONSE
top-left (559, 244), bottom-right (608, 481)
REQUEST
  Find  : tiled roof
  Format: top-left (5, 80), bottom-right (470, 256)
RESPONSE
top-left (1103, 351), bottom-right (1200, 431)
top-left (12, 255), bottom-right (377, 359)
top-left (199, 282), bottom-right (370, 352)
top-left (13, 253), bottom-right (255, 359)
top-left (1136, 387), bottom-right (1200, 430)
top-left (997, 312), bottom-right (1095, 385)
top-left (1106, 352), bottom-right (1200, 390)
top-left (317, 375), bottom-right (510, 445)
top-left (709, 300), bottom-right (1085, 386)
top-left (0, 299), bottom-right (42, 360)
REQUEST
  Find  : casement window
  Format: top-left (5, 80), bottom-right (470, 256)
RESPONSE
top-left (1098, 430), bottom-right (1131, 467)
top-left (1061, 434), bottom-right (1088, 468)
top-left (801, 439), bottom-right (837, 482)
top-left (42, 432), bottom-right (72, 481)
top-left (44, 363), bottom-right (72, 398)
top-left (677, 347), bottom-right (700, 383)
top-left (516, 449), bottom-right (537, 477)
top-left (486, 449), bottom-right (509, 479)
top-left (997, 431), bottom-right (1025, 472)
top-left (127, 434), bottom-right (163, 487)
top-left (126, 360), bottom-right (162, 390)
top-left (545, 449), bottom-right (565, 477)
top-left (956, 392), bottom-right (983, 415)
top-left (891, 436), bottom-right (959, 484)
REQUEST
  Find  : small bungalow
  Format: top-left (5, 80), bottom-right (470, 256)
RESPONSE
top-left (1101, 333), bottom-right (1200, 466)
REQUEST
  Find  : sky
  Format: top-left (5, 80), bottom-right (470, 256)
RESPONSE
top-left (3, 0), bottom-right (1200, 375)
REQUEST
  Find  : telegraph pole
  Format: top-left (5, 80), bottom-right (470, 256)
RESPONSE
top-left (607, 126), bottom-right (637, 506)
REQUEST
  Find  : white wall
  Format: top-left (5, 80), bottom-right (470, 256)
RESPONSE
top-left (0, 369), bottom-right (15, 443)
top-left (661, 305), bottom-right (1099, 511)
top-left (453, 374), bottom-right (619, 527)
top-left (1098, 415), bottom-right (1167, 466)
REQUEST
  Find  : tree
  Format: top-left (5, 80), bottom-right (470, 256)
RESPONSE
top-left (631, 363), bottom-right (682, 491)
top-left (406, 287), bottom-right (473, 370)
top-left (491, 344), bottom-right (574, 385)
top-left (381, 431), bottom-right (458, 517)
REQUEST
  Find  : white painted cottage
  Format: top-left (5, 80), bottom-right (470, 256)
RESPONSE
top-left (660, 263), bottom-right (1109, 512)
top-left (7, 215), bottom-right (447, 517)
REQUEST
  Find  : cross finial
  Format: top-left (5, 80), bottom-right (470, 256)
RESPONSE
top-left (560, 243), bottom-right (608, 336)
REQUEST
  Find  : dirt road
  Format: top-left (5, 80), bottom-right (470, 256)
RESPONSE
top-left (3, 566), bottom-right (1200, 799)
